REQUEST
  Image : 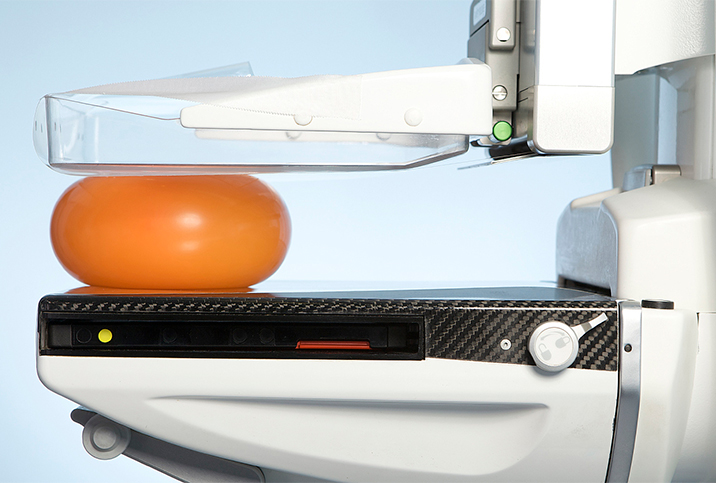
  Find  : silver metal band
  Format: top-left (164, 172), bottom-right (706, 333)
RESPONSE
top-left (606, 301), bottom-right (642, 482)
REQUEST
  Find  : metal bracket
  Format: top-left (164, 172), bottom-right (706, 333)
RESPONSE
top-left (71, 408), bottom-right (265, 483)
top-left (622, 164), bottom-right (682, 191)
top-left (468, 0), bottom-right (520, 119)
top-left (605, 301), bottom-right (642, 482)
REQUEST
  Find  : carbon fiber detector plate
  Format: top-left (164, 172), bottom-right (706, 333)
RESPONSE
top-left (39, 286), bottom-right (619, 371)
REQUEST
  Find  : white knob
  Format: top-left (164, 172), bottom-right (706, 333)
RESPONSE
top-left (529, 321), bottom-right (579, 372)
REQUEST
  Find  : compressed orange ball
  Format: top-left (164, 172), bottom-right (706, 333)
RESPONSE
top-left (51, 175), bottom-right (291, 289)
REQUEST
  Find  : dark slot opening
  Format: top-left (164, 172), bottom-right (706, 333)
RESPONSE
top-left (41, 314), bottom-right (423, 360)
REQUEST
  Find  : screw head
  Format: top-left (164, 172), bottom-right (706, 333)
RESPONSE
top-left (500, 339), bottom-right (512, 350)
top-left (293, 112), bottom-right (312, 126)
top-left (492, 85), bottom-right (508, 101)
top-left (404, 108), bottom-right (423, 127)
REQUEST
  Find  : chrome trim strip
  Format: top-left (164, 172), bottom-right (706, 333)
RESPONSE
top-left (606, 301), bottom-right (642, 482)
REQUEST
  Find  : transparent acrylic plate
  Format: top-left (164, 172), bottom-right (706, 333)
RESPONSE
top-left (33, 94), bottom-right (468, 176)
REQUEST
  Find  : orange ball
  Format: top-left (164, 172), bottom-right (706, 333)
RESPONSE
top-left (51, 175), bottom-right (291, 289)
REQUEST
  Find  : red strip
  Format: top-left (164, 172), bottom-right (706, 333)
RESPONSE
top-left (296, 340), bottom-right (371, 350)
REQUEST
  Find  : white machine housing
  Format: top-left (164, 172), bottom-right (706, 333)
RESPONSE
top-left (553, 0), bottom-right (716, 481)
top-left (35, 0), bottom-right (716, 482)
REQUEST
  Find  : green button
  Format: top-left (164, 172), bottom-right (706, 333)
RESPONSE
top-left (492, 121), bottom-right (512, 142)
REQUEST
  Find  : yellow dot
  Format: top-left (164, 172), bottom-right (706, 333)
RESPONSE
top-left (98, 329), bottom-right (113, 343)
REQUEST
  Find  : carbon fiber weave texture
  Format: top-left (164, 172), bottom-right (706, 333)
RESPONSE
top-left (40, 295), bottom-right (618, 371)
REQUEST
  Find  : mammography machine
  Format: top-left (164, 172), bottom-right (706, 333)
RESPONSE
top-left (31, 0), bottom-right (716, 481)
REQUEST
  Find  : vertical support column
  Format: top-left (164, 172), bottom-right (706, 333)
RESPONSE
top-left (606, 301), bottom-right (641, 482)
top-left (628, 305), bottom-right (698, 482)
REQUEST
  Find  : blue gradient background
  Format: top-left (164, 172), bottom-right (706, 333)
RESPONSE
top-left (0, 1), bottom-right (611, 481)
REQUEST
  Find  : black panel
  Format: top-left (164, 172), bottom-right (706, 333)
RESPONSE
top-left (41, 314), bottom-right (422, 360)
top-left (38, 289), bottom-right (619, 370)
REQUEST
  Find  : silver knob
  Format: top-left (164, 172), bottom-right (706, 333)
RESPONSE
top-left (529, 313), bottom-right (608, 372)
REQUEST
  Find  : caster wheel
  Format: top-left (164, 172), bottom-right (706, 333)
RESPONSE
top-left (82, 414), bottom-right (131, 460)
